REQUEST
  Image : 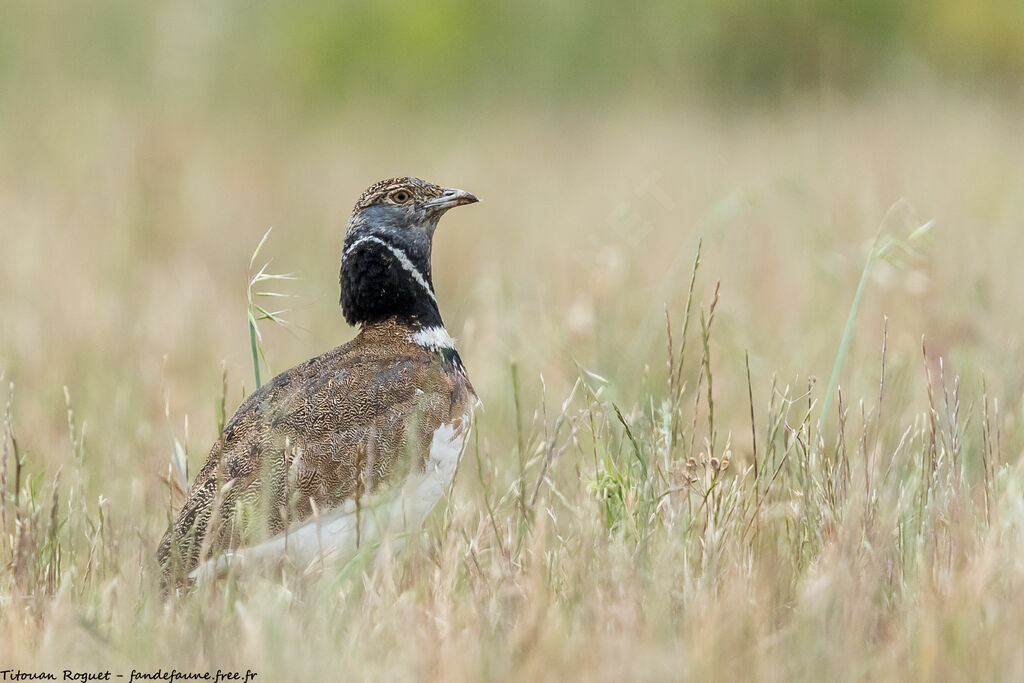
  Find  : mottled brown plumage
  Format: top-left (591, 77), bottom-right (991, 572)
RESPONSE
top-left (158, 177), bottom-right (479, 582)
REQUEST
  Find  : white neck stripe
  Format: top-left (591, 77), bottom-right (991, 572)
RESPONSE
top-left (344, 235), bottom-right (436, 304)
top-left (410, 325), bottom-right (456, 350)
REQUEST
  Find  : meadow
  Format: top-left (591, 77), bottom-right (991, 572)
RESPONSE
top-left (2, 19), bottom-right (1024, 678)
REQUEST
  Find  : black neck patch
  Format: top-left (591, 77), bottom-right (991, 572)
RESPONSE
top-left (339, 232), bottom-right (444, 328)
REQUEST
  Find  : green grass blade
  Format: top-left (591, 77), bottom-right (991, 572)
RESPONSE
top-left (249, 315), bottom-right (262, 389)
top-left (818, 234), bottom-right (881, 433)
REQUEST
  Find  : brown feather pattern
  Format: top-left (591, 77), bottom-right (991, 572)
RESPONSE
top-left (157, 318), bottom-right (475, 579)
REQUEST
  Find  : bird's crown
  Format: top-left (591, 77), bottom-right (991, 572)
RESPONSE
top-left (351, 177), bottom-right (444, 213)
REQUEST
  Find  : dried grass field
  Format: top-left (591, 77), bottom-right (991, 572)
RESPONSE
top-left (2, 85), bottom-right (1024, 680)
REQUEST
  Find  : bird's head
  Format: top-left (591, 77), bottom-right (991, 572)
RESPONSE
top-left (340, 177), bottom-right (479, 328)
top-left (346, 177), bottom-right (479, 237)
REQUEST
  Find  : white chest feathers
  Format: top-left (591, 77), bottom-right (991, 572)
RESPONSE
top-left (191, 417), bottom-right (471, 580)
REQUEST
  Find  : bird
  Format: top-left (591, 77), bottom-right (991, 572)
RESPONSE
top-left (157, 177), bottom-right (480, 584)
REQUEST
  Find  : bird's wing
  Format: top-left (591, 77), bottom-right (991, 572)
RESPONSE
top-left (157, 342), bottom-right (472, 577)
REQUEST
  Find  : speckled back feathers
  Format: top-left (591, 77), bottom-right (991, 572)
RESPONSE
top-left (157, 320), bottom-right (474, 578)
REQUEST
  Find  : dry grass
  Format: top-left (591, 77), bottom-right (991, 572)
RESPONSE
top-left (2, 87), bottom-right (1024, 681)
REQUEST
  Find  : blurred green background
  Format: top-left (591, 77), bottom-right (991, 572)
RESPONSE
top-left (2, 0), bottom-right (1022, 115)
top-left (3, 4), bottom-right (1024, 677)
top-left (1, 0), bottom-right (1023, 501)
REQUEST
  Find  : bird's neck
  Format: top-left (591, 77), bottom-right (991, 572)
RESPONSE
top-left (339, 231), bottom-right (444, 329)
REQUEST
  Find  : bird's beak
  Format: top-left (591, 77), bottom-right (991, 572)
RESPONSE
top-left (426, 188), bottom-right (480, 212)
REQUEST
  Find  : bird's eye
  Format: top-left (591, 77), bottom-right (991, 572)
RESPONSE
top-left (390, 190), bottom-right (412, 203)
